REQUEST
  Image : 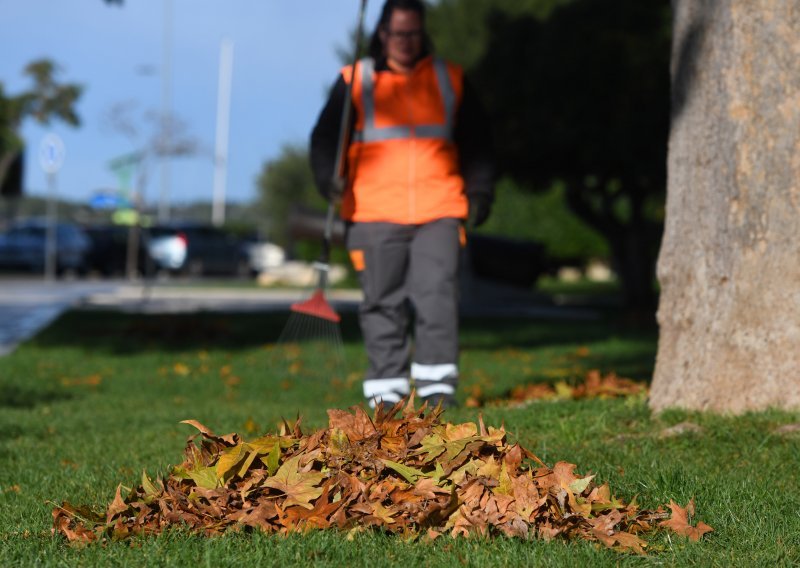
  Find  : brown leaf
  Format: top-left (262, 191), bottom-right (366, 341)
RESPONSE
top-left (326, 407), bottom-right (377, 442)
top-left (106, 484), bottom-right (128, 523)
top-left (180, 419), bottom-right (240, 446)
top-left (659, 499), bottom-right (714, 541)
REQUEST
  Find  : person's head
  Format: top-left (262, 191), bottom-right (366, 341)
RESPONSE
top-left (368, 0), bottom-right (432, 71)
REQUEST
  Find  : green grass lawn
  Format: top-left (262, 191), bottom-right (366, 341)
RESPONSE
top-left (1, 309), bottom-right (799, 566)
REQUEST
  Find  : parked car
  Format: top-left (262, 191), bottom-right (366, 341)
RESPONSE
top-left (148, 222), bottom-right (249, 276)
top-left (83, 222), bottom-right (249, 277)
top-left (84, 225), bottom-right (158, 277)
top-left (85, 224), bottom-right (132, 276)
top-left (0, 218), bottom-right (91, 275)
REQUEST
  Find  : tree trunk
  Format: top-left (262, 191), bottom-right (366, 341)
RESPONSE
top-left (650, 0), bottom-right (800, 413)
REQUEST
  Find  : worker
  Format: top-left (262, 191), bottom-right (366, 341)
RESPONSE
top-left (310, 0), bottom-right (495, 409)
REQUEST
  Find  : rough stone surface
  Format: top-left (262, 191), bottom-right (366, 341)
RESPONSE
top-left (651, 1), bottom-right (800, 413)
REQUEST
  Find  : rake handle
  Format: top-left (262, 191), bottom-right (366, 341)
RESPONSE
top-left (318, 0), bottom-right (368, 290)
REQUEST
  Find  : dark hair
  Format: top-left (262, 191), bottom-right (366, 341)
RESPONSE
top-left (367, 0), bottom-right (433, 61)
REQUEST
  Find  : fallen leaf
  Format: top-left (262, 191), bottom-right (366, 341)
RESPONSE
top-left (659, 499), bottom-right (714, 541)
top-left (262, 455), bottom-right (324, 509)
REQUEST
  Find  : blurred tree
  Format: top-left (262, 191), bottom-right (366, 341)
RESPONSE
top-left (0, 60), bottom-right (82, 200)
top-left (428, 0), bottom-right (671, 311)
top-left (256, 143), bottom-right (326, 247)
top-left (479, 177), bottom-right (607, 267)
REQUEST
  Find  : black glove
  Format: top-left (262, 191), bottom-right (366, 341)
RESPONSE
top-left (322, 177), bottom-right (345, 203)
top-left (468, 195), bottom-right (492, 228)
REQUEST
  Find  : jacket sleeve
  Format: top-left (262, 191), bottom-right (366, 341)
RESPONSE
top-left (453, 78), bottom-right (496, 205)
top-left (310, 76), bottom-right (350, 199)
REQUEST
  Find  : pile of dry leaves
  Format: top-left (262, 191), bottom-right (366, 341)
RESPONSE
top-left (53, 396), bottom-right (711, 553)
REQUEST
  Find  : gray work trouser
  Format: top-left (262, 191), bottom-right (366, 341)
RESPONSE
top-left (346, 218), bottom-right (461, 406)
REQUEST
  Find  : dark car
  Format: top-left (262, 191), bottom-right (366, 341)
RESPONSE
top-left (84, 225), bottom-right (153, 277)
top-left (0, 218), bottom-right (91, 275)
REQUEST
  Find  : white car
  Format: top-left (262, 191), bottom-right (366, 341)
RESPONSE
top-left (147, 230), bottom-right (187, 271)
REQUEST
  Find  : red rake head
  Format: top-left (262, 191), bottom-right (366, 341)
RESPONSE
top-left (290, 289), bottom-right (341, 323)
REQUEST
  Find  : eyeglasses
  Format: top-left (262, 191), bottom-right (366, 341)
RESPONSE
top-left (386, 29), bottom-right (423, 40)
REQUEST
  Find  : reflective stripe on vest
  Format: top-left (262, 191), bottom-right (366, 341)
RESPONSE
top-left (352, 57), bottom-right (456, 143)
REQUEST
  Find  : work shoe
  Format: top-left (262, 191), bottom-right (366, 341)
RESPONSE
top-left (421, 393), bottom-right (459, 410)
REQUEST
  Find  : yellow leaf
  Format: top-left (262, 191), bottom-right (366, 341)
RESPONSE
top-left (569, 475), bottom-right (594, 494)
top-left (173, 363), bottom-right (190, 376)
top-left (495, 462), bottom-right (513, 495)
top-left (477, 455), bottom-right (502, 479)
top-left (188, 466), bottom-right (221, 489)
top-left (141, 471), bottom-right (162, 499)
top-left (444, 422), bottom-right (477, 441)
top-left (380, 459), bottom-right (425, 484)
top-left (216, 443), bottom-right (250, 481)
top-left (554, 381), bottom-right (574, 399)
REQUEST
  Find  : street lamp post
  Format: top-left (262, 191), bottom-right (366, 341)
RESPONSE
top-left (158, 0), bottom-right (173, 223)
top-left (212, 38), bottom-right (234, 227)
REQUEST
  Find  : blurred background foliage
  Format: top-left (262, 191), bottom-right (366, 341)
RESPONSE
top-left (255, 0), bottom-right (670, 310)
top-left (1, 0), bottom-right (671, 310)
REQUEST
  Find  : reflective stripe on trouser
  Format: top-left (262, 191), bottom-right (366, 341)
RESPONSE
top-left (363, 377), bottom-right (410, 408)
top-left (411, 362), bottom-right (458, 398)
top-left (346, 219), bottom-right (461, 400)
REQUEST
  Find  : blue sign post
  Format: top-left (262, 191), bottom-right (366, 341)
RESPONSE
top-left (39, 134), bottom-right (65, 281)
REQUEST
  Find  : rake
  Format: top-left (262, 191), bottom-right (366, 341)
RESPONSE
top-left (289, 0), bottom-right (367, 324)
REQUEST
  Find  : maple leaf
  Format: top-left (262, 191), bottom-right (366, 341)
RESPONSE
top-left (288, 482), bottom-right (343, 530)
top-left (568, 474), bottom-right (594, 495)
top-left (494, 462), bottom-right (514, 496)
top-left (105, 484), bottom-right (129, 524)
top-left (141, 471), bottom-right (163, 503)
top-left (449, 458), bottom-right (483, 486)
top-left (369, 501), bottom-right (399, 525)
top-left (230, 501), bottom-right (279, 531)
top-left (476, 455), bottom-right (502, 479)
top-left (187, 465), bottom-right (222, 490)
top-left (327, 407), bottom-right (377, 442)
top-left (180, 419), bottom-right (239, 446)
top-left (411, 477), bottom-right (450, 500)
top-left (261, 442), bottom-right (282, 476)
top-left (263, 455), bottom-right (324, 509)
top-left (512, 473), bottom-right (545, 520)
top-left (380, 459), bottom-right (426, 484)
top-left (659, 499), bottom-right (714, 542)
top-left (612, 531), bottom-right (648, 555)
top-left (216, 443), bottom-right (251, 481)
top-left (444, 422), bottom-right (477, 441)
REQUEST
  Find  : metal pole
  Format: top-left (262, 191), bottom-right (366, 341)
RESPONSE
top-left (44, 172), bottom-right (57, 281)
top-left (158, 0), bottom-right (173, 223)
top-left (212, 38), bottom-right (234, 227)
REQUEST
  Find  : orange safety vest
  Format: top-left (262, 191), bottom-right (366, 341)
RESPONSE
top-left (340, 56), bottom-right (468, 225)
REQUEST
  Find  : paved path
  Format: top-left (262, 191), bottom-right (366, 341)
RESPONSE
top-left (0, 276), bottom-right (597, 357)
top-left (0, 278), bottom-right (363, 356)
top-left (0, 279), bottom-right (122, 356)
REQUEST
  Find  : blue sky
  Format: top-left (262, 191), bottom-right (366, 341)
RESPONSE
top-left (1, 0), bottom-right (383, 209)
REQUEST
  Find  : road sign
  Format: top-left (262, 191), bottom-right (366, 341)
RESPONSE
top-left (39, 133), bottom-right (65, 174)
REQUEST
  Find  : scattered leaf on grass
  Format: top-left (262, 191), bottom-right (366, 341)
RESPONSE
top-left (659, 422), bottom-right (704, 438)
top-left (475, 370), bottom-right (648, 407)
top-left (658, 499), bottom-right (714, 542)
